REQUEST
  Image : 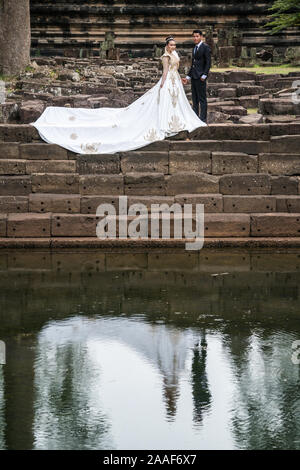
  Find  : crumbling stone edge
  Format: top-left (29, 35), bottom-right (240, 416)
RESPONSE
top-left (1, 237), bottom-right (300, 250)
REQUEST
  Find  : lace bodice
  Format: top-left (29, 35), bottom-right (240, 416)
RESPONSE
top-left (160, 50), bottom-right (180, 71)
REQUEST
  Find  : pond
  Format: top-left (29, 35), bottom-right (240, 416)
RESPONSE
top-left (0, 248), bottom-right (299, 450)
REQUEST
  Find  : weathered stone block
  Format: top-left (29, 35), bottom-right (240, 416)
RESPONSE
top-left (0, 143), bottom-right (19, 159)
top-left (238, 96), bottom-right (260, 109)
top-left (19, 100), bottom-right (45, 123)
top-left (7, 213), bottom-right (51, 237)
top-left (81, 195), bottom-right (120, 214)
top-left (212, 152), bottom-right (257, 174)
top-left (77, 154), bottom-right (120, 174)
top-left (174, 194), bottom-right (223, 212)
top-left (219, 174), bottom-right (271, 195)
top-left (236, 85), bottom-right (265, 97)
top-left (120, 152), bottom-right (168, 174)
top-left (259, 98), bottom-right (297, 115)
top-left (79, 175), bottom-right (124, 195)
top-left (29, 193), bottom-right (80, 213)
top-left (225, 71), bottom-right (256, 83)
top-left (276, 196), bottom-right (300, 212)
top-left (270, 135), bottom-right (300, 154)
top-left (0, 125), bottom-right (32, 143)
top-left (134, 140), bottom-right (170, 152)
top-left (189, 124), bottom-right (270, 141)
top-left (223, 195), bottom-right (276, 213)
top-left (0, 214), bottom-right (6, 236)
top-left (0, 160), bottom-right (26, 175)
top-left (32, 173), bottom-right (79, 194)
top-left (124, 173), bottom-right (165, 195)
top-left (170, 140), bottom-right (270, 154)
top-left (218, 88), bottom-right (236, 99)
top-left (269, 123), bottom-right (300, 136)
top-left (52, 214), bottom-right (98, 236)
top-left (0, 196), bottom-right (28, 213)
top-left (259, 153), bottom-right (300, 175)
top-left (26, 160), bottom-right (76, 174)
top-left (169, 151), bottom-right (211, 174)
top-left (0, 176), bottom-right (31, 195)
top-left (219, 106), bottom-right (247, 116)
top-left (128, 196), bottom-right (175, 211)
top-left (166, 172), bottom-right (219, 195)
top-left (19, 143), bottom-right (68, 160)
top-left (271, 176), bottom-right (298, 195)
top-left (251, 213), bottom-right (300, 236)
top-left (204, 213), bottom-right (250, 236)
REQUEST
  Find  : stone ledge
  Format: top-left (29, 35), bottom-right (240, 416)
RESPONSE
top-left (1, 237), bottom-right (300, 249)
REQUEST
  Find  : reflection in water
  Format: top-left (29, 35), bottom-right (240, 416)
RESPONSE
top-left (224, 330), bottom-right (300, 449)
top-left (33, 317), bottom-right (216, 449)
top-left (191, 334), bottom-right (211, 426)
top-left (0, 249), bottom-right (300, 449)
top-left (34, 325), bottom-right (111, 450)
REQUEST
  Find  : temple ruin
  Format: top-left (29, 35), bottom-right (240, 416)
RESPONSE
top-left (30, 0), bottom-right (300, 66)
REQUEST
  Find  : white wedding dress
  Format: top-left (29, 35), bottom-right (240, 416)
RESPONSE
top-left (30, 49), bottom-right (207, 155)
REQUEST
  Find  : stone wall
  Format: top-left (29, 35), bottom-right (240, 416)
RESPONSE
top-left (30, 1), bottom-right (300, 65)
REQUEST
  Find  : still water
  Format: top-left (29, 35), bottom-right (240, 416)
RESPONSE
top-left (0, 248), bottom-right (299, 450)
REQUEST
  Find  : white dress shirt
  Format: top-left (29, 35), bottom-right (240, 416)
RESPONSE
top-left (186, 40), bottom-right (207, 81)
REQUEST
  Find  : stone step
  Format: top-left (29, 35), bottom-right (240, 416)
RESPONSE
top-left (168, 140), bottom-right (270, 154)
top-left (1, 137), bottom-right (299, 161)
top-left (3, 194), bottom-right (300, 214)
top-left (259, 98), bottom-right (300, 115)
top-left (0, 171), bottom-right (300, 196)
top-left (1, 123), bottom-right (300, 144)
top-left (0, 159), bottom-right (76, 175)
top-left (1, 212), bottom-right (300, 238)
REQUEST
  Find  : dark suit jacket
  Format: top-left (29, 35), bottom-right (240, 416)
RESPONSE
top-left (187, 42), bottom-right (211, 80)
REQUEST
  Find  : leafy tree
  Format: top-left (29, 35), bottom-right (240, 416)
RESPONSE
top-left (264, 0), bottom-right (300, 34)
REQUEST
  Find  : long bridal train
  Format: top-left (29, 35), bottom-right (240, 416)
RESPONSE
top-left (30, 50), bottom-right (207, 155)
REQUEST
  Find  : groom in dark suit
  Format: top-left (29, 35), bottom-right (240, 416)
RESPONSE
top-left (182, 30), bottom-right (211, 123)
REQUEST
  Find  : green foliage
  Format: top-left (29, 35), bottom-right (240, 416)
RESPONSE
top-left (263, 0), bottom-right (300, 34)
top-left (25, 65), bottom-right (35, 72)
top-left (49, 70), bottom-right (58, 79)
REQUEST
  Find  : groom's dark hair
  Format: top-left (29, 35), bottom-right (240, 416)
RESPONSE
top-left (192, 29), bottom-right (203, 35)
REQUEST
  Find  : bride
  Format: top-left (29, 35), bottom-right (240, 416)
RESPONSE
top-left (30, 36), bottom-right (207, 155)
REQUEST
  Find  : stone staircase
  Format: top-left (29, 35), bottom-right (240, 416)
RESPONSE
top-left (0, 122), bottom-right (300, 247)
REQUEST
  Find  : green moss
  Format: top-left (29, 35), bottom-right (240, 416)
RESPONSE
top-left (247, 108), bottom-right (259, 114)
top-left (25, 65), bottom-right (35, 73)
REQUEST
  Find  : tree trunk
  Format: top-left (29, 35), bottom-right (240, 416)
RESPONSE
top-left (0, 0), bottom-right (31, 76)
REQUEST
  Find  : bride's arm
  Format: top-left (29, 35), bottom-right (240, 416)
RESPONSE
top-left (160, 56), bottom-right (169, 88)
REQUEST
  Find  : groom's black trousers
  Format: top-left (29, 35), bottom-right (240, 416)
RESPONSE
top-left (191, 78), bottom-right (207, 123)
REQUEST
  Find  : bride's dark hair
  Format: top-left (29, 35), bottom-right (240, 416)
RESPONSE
top-left (165, 36), bottom-right (175, 45)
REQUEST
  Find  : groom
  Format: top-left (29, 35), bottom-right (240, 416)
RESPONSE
top-left (182, 30), bottom-right (211, 123)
